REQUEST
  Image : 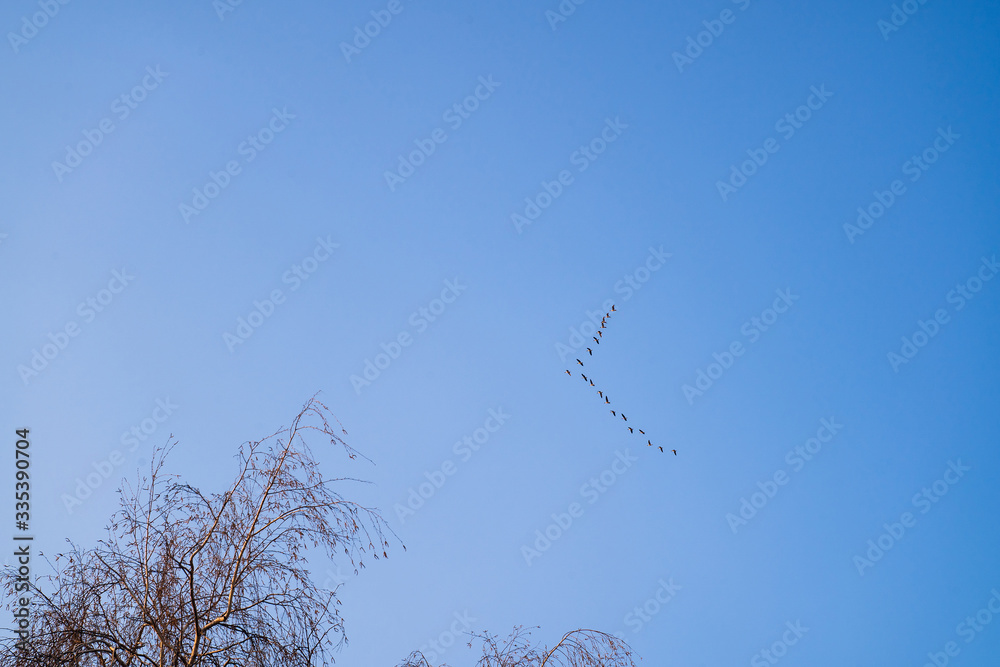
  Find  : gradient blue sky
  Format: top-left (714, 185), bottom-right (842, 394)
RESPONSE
top-left (2, 1), bottom-right (999, 665)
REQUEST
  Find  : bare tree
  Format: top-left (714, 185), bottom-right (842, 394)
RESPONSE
top-left (396, 627), bottom-right (635, 667)
top-left (1, 397), bottom-right (636, 667)
top-left (0, 396), bottom-right (396, 667)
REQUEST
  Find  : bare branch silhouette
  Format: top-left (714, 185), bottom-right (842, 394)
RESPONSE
top-left (0, 396), bottom-right (634, 667)
top-left (395, 626), bottom-right (635, 667)
top-left (0, 396), bottom-right (397, 667)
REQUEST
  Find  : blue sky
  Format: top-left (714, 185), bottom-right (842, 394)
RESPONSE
top-left (2, 0), bottom-right (999, 665)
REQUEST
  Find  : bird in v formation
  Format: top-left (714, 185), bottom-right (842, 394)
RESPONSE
top-left (563, 304), bottom-right (674, 456)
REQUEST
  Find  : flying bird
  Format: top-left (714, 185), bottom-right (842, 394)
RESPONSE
top-left (605, 397), bottom-right (610, 404)
top-left (659, 446), bottom-right (664, 453)
top-left (576, 359), bottom-right (584, 366)
top-left (611, 305), bottom-right (616, 311)
top-left (638, 429), bottom-right (645, 434)
top-left (621, 414), bottom-right (627, 421)
top-left (589, 379), bottom-right (595, 386)
top-left (597, 330), bottom-right (603, 337)
top-left (672, 450), bottom-right (677, 455)
top-left (598, 390), bottom-right (603, 398)
top-left (565, 370), bottom-right (571, 376)
top-left (610, 410), bottom-right (616, 416)
top-left (582, 374), bottom-right (588, 382)
top-left (628, 427), bottom-right (633, 433)
top-left (647, 440), bottom-right (653, 446)
top-left (593, 337), bottom-right (600, 344)
top-left (587, 347), bottom-right (593, 355)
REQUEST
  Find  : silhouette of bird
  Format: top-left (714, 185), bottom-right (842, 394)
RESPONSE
top-left (587, 347), bottom-right (593, 355)
top-left (659, 446), bottom-right (664, 453)
top-left (621, 414), bottom-right (627, 421)
top-left (598, 390), bottom-right (603, 398)
top-left (593, 337), bottom-right (600, 344)
top-left (672, 449), bottom-right (677, 455)
top-left (638, 429), bottom-right (645, 434)
top-left (565, 370), bottom-right (571, 376)
top-left (605, 396), bottom-right (610, 404)
top-left (628, 427), bottom-right (633, 433)
top-left (576, 359), bottom-right (584, 366)
top-left (582, 374), bottom-right (588, 382)
top-left (597, 330), bottom-right (603, 337)
top-left (589, 379), bottom-right (595, 386)
top-left (611, 305), bottom-right (616, 311)
top-left (611, 410), bottom-right (616, 416)
top-left (647, 440), bottom-right (653, 446)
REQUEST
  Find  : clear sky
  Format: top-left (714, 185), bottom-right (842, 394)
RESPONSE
top-left (2, 0), bottom-right (999, 665)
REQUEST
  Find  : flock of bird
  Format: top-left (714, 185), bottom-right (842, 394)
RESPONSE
top-left (565, 305), bottom-right (676, 455)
